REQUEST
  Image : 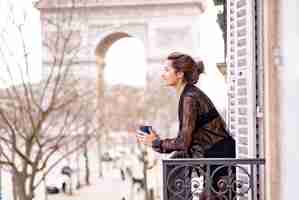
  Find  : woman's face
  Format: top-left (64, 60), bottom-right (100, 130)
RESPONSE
top-left (161, 60), bottom-right (183, 87)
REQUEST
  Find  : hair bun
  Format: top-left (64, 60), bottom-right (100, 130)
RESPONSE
top-left (196, 60), bottom-right (205, 75)
top-left (167, 52), bottom-right (204, 85)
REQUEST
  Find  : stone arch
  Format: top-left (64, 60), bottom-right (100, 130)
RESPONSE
top-left (94, 31), bottom-right (140, 87)
top-left (93, 24), bottom-right (148, 65)
top-left (93, 31), bottom-right (147, 126)
top-left (95, 32), bottom-right (130, 52)
top-left (95, 32), bottom-right (131, 66)
top-left (93, 27), bottom-right (148, 85)
top-left (94, 31), bottom-right (132, 100)
top-left (94, 32), bottom-right (131, 145)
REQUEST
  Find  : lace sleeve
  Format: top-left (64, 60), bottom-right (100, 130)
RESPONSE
top-left (154, 96), bottom-right (197, 153)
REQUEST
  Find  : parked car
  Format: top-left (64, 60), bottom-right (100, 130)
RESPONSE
top-left (46, 185), bottom-right (59, 194)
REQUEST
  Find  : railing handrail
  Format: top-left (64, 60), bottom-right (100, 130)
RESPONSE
top-left (162, 158), bottom-right (266, 200)
top-left (163, 158), bottom-right (265, 165)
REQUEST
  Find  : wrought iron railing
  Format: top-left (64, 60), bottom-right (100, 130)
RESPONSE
top-left (162, 158), bottom-right (265, 200)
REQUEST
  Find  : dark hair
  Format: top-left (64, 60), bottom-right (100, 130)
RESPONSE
top-left (167, 52), bottom-right (205, 84)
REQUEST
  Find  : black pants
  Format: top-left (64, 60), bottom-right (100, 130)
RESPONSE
top-left (203, 137), bottom-right (236, 200)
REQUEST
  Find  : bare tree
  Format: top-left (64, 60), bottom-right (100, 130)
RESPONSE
top-left (103, 84), bottom-right (163, 200)
top-left (83, 141), bottom-right (90, 185)
top-left (0, 1), bottom-right (95, 200)
top-left (137, 144), bottom-right (157, 200)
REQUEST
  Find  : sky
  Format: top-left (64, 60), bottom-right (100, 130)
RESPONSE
top-left (104, 38), bottom-right (147, 87)
top-left (0, 0), bottom-right (42, 88)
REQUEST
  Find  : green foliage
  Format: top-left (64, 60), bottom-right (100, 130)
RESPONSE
top-left (213, 0), bottom-right (225, 6)
top-left (217, 12), bottom-right (225, 38)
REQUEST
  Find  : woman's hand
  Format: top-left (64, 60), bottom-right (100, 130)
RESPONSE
top-left (136, 128), bottom-right (159, 146)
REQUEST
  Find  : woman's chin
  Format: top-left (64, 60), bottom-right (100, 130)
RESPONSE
top-left (165, 84), bottom-right (176, 88)
top-left (162, 81), bottom-right (175, 87)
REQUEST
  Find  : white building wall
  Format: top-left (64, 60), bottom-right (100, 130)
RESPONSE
top-left (279, 0), bottom-right (299, 199)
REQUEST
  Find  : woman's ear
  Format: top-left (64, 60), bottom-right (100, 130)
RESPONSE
top-left (176, 71), bottom-right (184, 79)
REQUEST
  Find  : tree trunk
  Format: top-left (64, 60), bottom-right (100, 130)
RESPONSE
top-left (12, 151), bottom-right (19, 200)
top-left (96, 139), bottom-right (103, 178)
top-left (12, 170), bottom-right (19, 200)
top-left (84, 144), bottom-right (90, 185)
top-left (66, 144), bottom-right (73, 195)
top-left (76, 142), bottom-right (81, 189)
top-left (15, 173), bottom-right (33, 200)
top-left (43, 176), bottom-right (48, 200)
top-left (149, 189), bottom-right (154, 200)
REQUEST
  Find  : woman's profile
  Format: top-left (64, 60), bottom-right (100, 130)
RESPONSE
top-left (136, 52), bottom-right (236, 199)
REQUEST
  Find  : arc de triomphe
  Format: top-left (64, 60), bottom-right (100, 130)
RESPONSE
top-left (38, 0), bottom-right (207, 86)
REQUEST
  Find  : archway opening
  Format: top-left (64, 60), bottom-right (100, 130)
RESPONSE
top-left (94, 34), bottom-right (148, 199)
top-left (94, 33), bottom-right (147, 143)
top-left (104, 37), bottom-right (147, 88)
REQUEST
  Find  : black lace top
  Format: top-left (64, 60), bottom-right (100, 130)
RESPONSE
top-left (152, 84), bottom-right (230, 156)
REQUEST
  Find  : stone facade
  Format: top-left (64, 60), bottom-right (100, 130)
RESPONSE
top-left (37, 0), bottom-right (206, 10)
top-left (38, 0), bottom-right (206, 79)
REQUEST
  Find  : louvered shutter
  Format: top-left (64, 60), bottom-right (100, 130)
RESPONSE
top-left (227, 0), bottom-right (257, 159)
top-left (227, 0), bottom-right (264, 199)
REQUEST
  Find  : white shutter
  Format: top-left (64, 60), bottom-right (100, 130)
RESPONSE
top-left (226, 0), bottom-right (265, 158)
top-left (227, 0), bottom-right (257, 159)
top-left (227, 0), bottom-right (265, 199)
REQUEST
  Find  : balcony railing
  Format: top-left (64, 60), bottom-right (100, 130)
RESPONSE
top-left (162, 158), bottom-right (265, 200)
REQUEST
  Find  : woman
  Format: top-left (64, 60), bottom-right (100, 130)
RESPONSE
top-left (137, 52), bottom-right (236, 200)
